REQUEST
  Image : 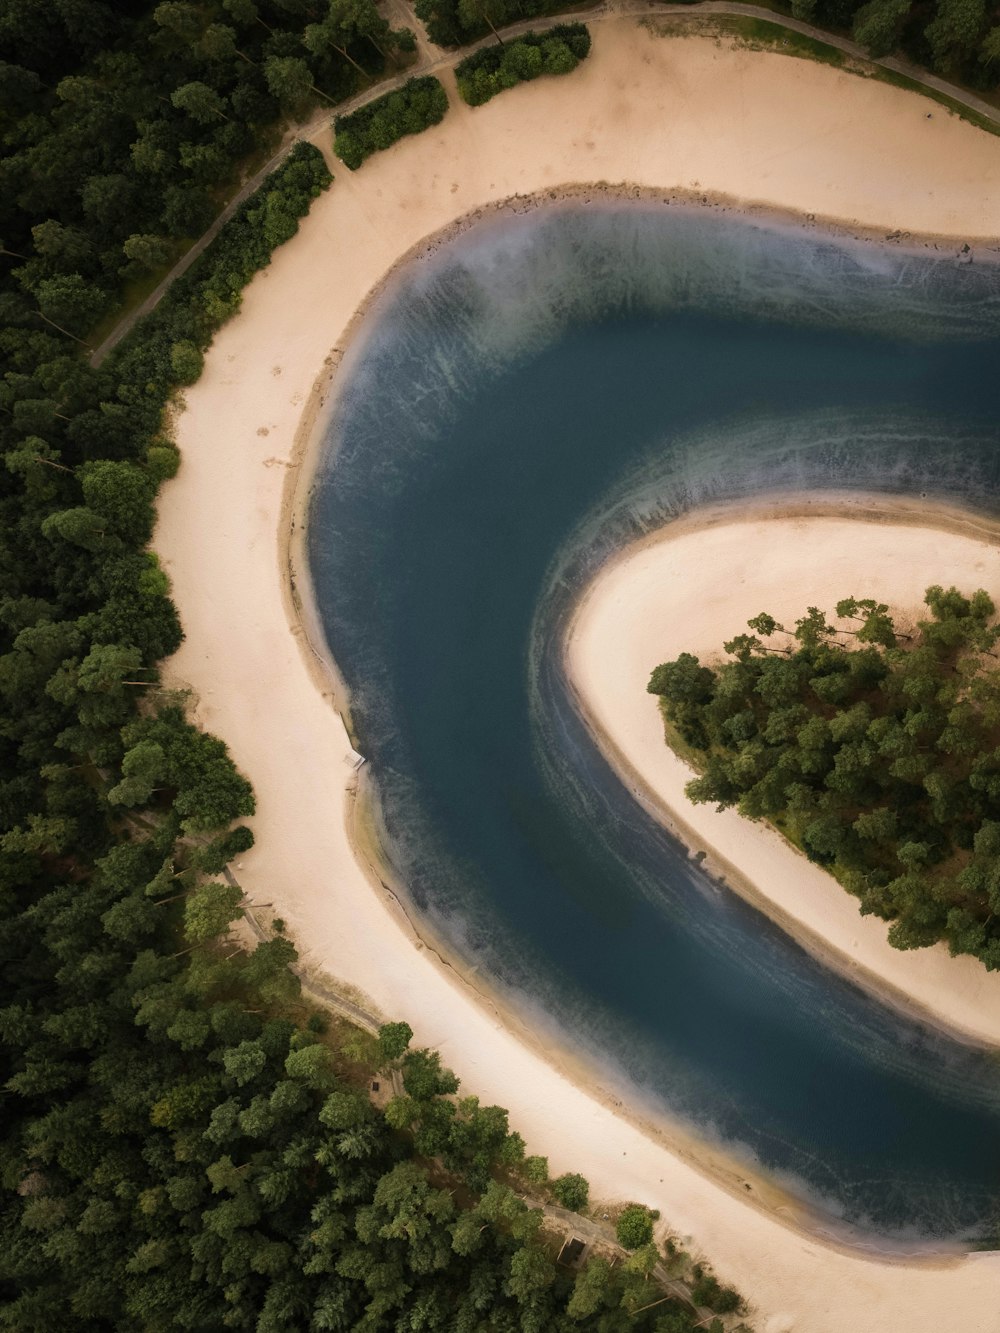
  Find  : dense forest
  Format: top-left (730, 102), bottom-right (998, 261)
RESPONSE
top-left (0, 3), bottom-right (743, 1329)
top-left (0, 0), bottom-right (416, 339)
top-left (650, 587), bottom-right (1000, 967)
top-left (785, 0), bottom-right (1000, 84)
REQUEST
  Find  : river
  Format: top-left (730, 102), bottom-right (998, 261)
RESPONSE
top-left (307, 203), bottom-right (1000, 1240)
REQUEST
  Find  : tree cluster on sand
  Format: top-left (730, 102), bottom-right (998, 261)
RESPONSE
top-left (333, 76), bottom-right (449, 169)
top-left (455, 25), bottom-right (591, 107)
top-left (650, 585), bottom-right (1000, 967)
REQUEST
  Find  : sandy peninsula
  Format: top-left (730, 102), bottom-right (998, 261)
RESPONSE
top-left (567, 500), bottom-right (1000, 1045)
top-left (154, 19), bottom-right (1000, 1333)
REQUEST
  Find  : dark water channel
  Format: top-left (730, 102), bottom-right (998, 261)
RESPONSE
top-left (308, 205), bottom-right (1000, 1240)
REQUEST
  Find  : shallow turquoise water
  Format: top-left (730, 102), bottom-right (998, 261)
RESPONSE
top-left (308, 205), bottom-right (1000, 1240)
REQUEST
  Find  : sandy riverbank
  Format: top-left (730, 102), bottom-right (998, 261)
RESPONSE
top-left (567, 498), bottom-right (1000, 1046)
top-left (154, 19), bottom-right (1000, 1333)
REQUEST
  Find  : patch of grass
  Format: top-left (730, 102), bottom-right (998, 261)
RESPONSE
top-left (641, 13), bottom-right (850, 66)
top-left (721, 13), bottom-right (852, 69)
top-left (642, 11), bottom-right (1000, 138)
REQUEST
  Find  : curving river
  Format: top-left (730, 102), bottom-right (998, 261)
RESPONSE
top-left (307, 203), bottom-right (1000, 1241)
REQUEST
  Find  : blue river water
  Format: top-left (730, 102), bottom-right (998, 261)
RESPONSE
top-left (308, 204), bottom-right (1000, 1240)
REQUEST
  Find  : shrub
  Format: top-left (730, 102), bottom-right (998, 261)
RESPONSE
top-left (523, 1154), bottom-right (549, 1185)
top-left (376, 1021), bottom-right (414, 1064)
top-left (691, 1271), bottom-right (744, 1313)
top-left (455, 25), bottom-right (591, 106)
top-left (551, 1172), bottom-right (589, 1211)
top-left (170, 340), bottom-right (203, 384)
top-left (616, 1203), bottom-right (654, 1249)
top-left (146, 441), bottom-right (181, 482)
top-left (333, 77), bottom-right (449, 169)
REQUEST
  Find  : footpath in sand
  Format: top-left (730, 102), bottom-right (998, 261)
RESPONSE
top-left (155, 21), bottom-right (1000, 1333)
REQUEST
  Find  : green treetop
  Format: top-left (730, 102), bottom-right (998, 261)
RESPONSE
top-left (650, 585), bottom-right (1000, 968)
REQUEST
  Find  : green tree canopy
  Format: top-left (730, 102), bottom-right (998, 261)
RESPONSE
top-left (651, 586), bottom-right (1000, 968)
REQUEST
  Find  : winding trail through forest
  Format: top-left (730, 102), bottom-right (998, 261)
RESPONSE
top-left (89, 1), bottom-right (1000, 367)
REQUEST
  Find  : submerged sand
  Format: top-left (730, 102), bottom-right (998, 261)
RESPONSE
top-left (155, 20), bottom-right (1000, 1333)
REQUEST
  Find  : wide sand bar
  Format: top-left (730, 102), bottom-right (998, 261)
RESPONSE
top-left (156, 21), bottom-right (1000, 1333)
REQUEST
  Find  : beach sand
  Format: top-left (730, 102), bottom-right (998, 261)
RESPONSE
top-left (155, 21), bottom-right (1000, 1332)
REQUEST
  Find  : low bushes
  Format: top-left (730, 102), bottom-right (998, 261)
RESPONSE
top-left (616, 1203), bottom-right (656, 1249)
top-left (551, 1171), bottom-right (590, 1211)
top-left (455, 24), bottom-right (591, 106)
top-left (333, 76), bottom-right (449, 169)
top-left (691, 1267), bottom-right (745, 1314)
